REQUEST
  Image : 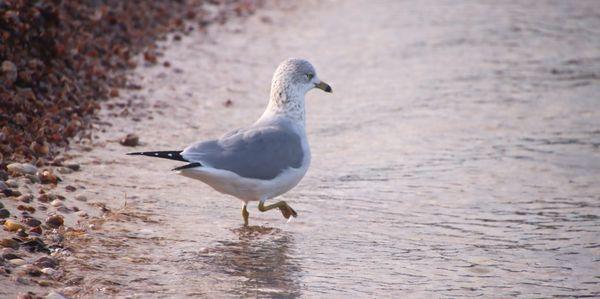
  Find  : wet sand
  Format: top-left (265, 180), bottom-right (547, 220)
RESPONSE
top-left (28, 0), bottom-right (600, 297)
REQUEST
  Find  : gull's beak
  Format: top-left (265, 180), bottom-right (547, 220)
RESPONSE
top-left (315, 80), bottom-right (332, 93)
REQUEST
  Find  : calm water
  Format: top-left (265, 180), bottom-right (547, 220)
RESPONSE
top-left (60, 1), bottom-right (600, 297)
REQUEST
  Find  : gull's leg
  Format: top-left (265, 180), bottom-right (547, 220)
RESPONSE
top-left (258, 200), bottom-right (298, 219)
top-left (242, 204), bottom-right (250, 226)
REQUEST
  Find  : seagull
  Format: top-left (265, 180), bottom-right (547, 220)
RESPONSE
top-left (128, 58), bottom-right (332, 226)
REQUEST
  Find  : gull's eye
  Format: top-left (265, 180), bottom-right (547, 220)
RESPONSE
top-left (306, 73), bottom-right (314, 80)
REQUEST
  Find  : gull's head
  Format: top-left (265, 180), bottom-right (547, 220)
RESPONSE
top-left (271, 58), bottom-right (332, 98)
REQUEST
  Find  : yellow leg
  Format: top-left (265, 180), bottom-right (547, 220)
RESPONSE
top-left (258, 200), bottom-right (298, 219)
top-left (242, 204), bottom-right (249, 226)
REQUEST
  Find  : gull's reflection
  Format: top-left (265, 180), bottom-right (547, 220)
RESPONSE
top-left (200, 226), bottom-right (302, 298)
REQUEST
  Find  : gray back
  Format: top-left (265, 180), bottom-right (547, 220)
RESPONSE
top-left (181, 121), bottom-right (304, 180)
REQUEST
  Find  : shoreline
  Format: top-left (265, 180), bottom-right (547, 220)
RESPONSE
top-left (0, 1), bottom-right (264, 297)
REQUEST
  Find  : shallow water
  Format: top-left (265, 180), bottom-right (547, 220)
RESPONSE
top-left (62, 0), bottom-right (599, 297)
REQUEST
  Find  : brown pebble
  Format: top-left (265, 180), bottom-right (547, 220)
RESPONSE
top-left (120, 133), bottom-right (139, 146)
top-left (17, 194), bottom-right (33, 203)
top-left (33, 256), bottom-right (58, 269)
top-left (65, 185), bottom-right (76, 192)
top-left (45, 215), bottom-right (64, 228)
top-left (109, 89), bottom-right (119, 97)
top-left (1, 60), bottom-right (18, 85)
top-left (38, 194), bottom-right (50, 202)
top-left (4, 220), bottom-right (23, 232)
top-left (0, 238), bottom-right (19, 250)
top-left (17, 205), bottom-right (35, 213)
top-left (24, 218), bottom-right (41, 227)
top-left (29, 226), bottom-right (42, 234)
top-left (30, 140), bottom-right (50, 155)
top-left (39, 170), bottom-right (59, 184)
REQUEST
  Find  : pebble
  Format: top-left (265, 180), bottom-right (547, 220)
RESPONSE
top-left (0, 238), bottom-right (20, 250)
top-left (26, 174), bottom-right (41, 184)
top-left (17, 205), bottom-right (35, 213)
top-left (41, 267), bottom-right (56, 276)
top-left (0, 170), bottom-right (8, 181)
top-left (4, 220), bottom-right (23, 231)
top-left (34, 256), bottom-right (58, 269)
top-left (29, 226), bottom-right (42, 234)
top-left (65, 185), bottom-right (76, 192)
top-left (38, 280), bottom-right (52, 287)
top-left (0, 209), bottom-right (9, 218)
top-left (30, 140), bottom-right (50, 155)
top-left (65, 164), bottom-right (80, 171)
top-left (50, 199), bottom-right (63, 207)
top-left (120, 133), bottom-right (139, 146)
top-left (7, 163), bottom-right (38, 176)
top-left (74, 194), bottom-right (87, 202)
top-left (3, 188), bottom-right (22, 197)
top-left (45, 291), bottom-right (67, 299)
top-left (5, 179), bottom-right (19, 188)
top-left (0, 202), bottom-right (3, 208)
top-left (45, 215), bottom-right (64, 228)
top-left (24, 218), bottom-right (42, 227)
top-left (16, 264), bottom-right (42, 277)
top-left (39, 170), bottom-right (59, 184)
top-left (9, 258), bottom-right (26, 266)
top-left (56, 167), bottom-right (73, 174)
top-left (0, 181), bottom-right (8, 190)
top-left (17, 194), bottom-right (33, 203)
top-left (1, 60), bottom-right (18, 85)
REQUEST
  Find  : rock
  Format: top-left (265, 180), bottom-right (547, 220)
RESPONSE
top-left (0, 170), bottom-right (8, 181)
top-left (21, 239), bottom-right (48, 253)
top-left (45, 291), bottom-right (67, 299)
top-left (0, 238), bottom-right (19, 249)
top-left (41, 267), bottom-right (56, 276)
top-left (26, 174), bottom-right (41, 184)
top-left (34, 256), bottom-right (57, 269)
top-left (16, 264), bottom-right (42, 277)
top-left (0, 202), bottom-right (3, 209)
top-left (74, 194), bottom-right (87, 202)
top-left (120, 133), bottom-right (139, 146)
top-left (0, 181), bottom-right (8, 190)
top-left (17, 194), bottom-right (33, 203)
top-left (1, 60), bottom-right (18, 86)
top-left (39, 170), bottom-right (59, 184)
top-left (45, 215), bottom-right (64, 228)
top-left (38, 194), bottom-right (50, 203)
top-left (3, 188), bottom-right (22, 197)
top-left (5, 179), bottom-right (19, 188)
top-left (56, 167), bottom-right (73, 174)
top-left (4, 220), bottom-right (23, 231)
top-left (65, 185), bottom-right (76, 192)
top-left (24, 218), bottom-right (42, 227)
top-left (38, 279), bottom-right (52, 287)
top-left (0, 209), bottom-right (9, 218)
top-left (7, 163), bottom-right (38, 176)
top-left (30, 140), bottom-right (50, 155)
top-left (9, 258), bottom-right (26, 266)
top-left (50, 199), bottom-right (63, 207)
top-left (29, 226), bottom-right (42, 234)
top-left (65, 164), bottom-right (80, 171)
top-left (16, 229), bottom-right (28, 238)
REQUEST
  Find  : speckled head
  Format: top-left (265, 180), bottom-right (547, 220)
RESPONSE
top-left (264, 58), bottom-right (332, 122)
top-left (270, 58), bottom-right (332, 98)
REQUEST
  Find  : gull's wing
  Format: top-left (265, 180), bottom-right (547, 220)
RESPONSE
top-left (181, 124), bottom-right (304, 180)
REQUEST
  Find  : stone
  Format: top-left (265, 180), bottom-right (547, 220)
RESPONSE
top-left (45, 215), bottom-right (64, 228)
top-left (7, 163), bottom-right (38, 176)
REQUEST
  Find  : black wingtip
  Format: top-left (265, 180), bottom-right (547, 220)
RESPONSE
top-left (172, 162), bottom-right (202, 171)
top-left (126, 152), bottom-right (141, 155)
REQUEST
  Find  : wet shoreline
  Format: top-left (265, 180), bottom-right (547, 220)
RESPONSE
top-left (3, 0), bottom-right (600, 297)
